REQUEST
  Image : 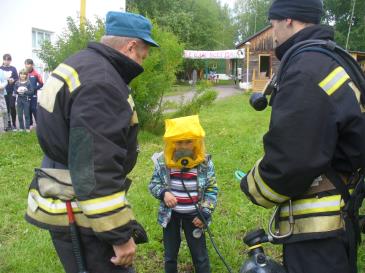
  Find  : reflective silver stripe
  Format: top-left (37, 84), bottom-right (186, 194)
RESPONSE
top-left (78, 191), bottom-right (128, 216)
top-left (53, 63), bottom-right (80, 92)
top-left (38, 76), bottom-right (64, 113)
top-left (319, 67), bottom-right (350, 95)
top-left (29, 190), bottom-right (80, 214)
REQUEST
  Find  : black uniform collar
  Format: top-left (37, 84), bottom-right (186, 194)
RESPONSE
top-left (275, 24), bottom-right (335, 60)
top-left (87, 42), bottom-right (144, 84)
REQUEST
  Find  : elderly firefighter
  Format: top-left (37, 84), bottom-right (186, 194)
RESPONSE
top-left (25, 11), bottom-right (159, 273)
top-left (240, 1), bottom-right (365, 273)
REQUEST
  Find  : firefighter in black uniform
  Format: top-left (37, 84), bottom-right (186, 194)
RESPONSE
top-left (25, 12), bottom-right (159, 273)
top-left (240, 1), bottom-right (365, 273)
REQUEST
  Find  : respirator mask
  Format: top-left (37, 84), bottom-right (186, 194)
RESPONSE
top-left (164, 115), bottom-right (206, 169)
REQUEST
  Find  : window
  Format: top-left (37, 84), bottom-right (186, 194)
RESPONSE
top-left (32, 28), bottom-right (53, 80)
top-left (32, 28), bottom-right (52, 50)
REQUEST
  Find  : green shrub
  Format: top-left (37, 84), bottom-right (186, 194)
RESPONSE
top-left (38, 17), bottom-right (105, 71)
top-left (171, 81), bottom-right (218, 118)
top-left (130, 22), bottom-right (184, 128)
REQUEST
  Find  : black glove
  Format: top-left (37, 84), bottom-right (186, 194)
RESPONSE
top-left (131, 221), bottom-right (148, 244)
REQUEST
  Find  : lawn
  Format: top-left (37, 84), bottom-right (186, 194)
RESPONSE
top-left (0, 94), bottom-right (364, 273)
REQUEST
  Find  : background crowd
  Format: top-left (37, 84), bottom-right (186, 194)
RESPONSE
top-left (0, 54), bottom-right (43, 133)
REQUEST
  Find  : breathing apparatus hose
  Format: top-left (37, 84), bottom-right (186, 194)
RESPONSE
top-left (180, 168), bottom-right (234, 273)
top-left (65, 201), bottom-right (89, 273)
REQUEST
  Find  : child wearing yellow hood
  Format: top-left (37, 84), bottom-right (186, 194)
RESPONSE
top-left (148, 115), bottom-right (218, 273)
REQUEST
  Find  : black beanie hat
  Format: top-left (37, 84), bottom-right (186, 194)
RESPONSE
top-left (268, 0), bottom-right (323, 24)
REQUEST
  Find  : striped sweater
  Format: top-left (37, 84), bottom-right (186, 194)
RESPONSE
top-left (149, 152), bottom-right (218, 227)
top-left (170, 168), bottom-right (198, 214)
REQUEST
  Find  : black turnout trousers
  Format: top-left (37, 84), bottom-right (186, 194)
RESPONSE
top-left (283, 236), bottom-right (351, 273)
top-left (50, 231), bottom-right (135, 273)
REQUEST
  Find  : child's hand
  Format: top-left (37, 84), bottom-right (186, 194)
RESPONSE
top-left (164, 192), bottom-right (177, 208)
top-left (192, 217), bottom-right (204, 228)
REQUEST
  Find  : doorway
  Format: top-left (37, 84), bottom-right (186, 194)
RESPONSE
top-left (259, 54), bottom-right (271, 78)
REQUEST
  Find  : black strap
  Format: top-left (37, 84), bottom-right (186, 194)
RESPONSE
top-left (325, 168), bottom-right (351, 203)
top-left (325, 167), bottom-right (362, 273)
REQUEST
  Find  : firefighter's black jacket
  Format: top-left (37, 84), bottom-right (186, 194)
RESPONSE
top-left (26, 42), bottom-right (144, 245)
top-left (241, 25), bottom-right (365, 242)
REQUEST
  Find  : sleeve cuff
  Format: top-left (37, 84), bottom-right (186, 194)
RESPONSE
top-left (159, 189), bottom-right (168, 200)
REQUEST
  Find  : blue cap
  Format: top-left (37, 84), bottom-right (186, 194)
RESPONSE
top-left (105, 11), bottom-right (159, 47)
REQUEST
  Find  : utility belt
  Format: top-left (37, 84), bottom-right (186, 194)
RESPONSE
top-left (269, 172), bottom-right (364, 244)
top-left (26, 168), bottom-right (148, 244)
top-left (26, 168), bottom-right (91, 231)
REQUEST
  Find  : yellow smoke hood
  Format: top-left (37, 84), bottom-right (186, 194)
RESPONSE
top-left (163, 115), bottom-right (206, 169)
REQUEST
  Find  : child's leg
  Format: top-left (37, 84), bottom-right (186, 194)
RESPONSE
top-left (17, 99), bottom-right (24, 130)
top-left (24, 99), bottom-right (31, 130)
top-left (16, 98), bottom-right (24, 130)
top-left (10, 95), bottom-right (17, 128)
top-left (182, 217), bottom-right (211, 273)
top-left (163, 213), bottom-right (182, 273)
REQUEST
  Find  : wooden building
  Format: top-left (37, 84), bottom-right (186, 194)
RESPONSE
top-left (235, 25), bottom-right (365, 92)
top-left (350, 51), bottom-right (365, 72)
top-left (236, 25), bottom-right (278, 91)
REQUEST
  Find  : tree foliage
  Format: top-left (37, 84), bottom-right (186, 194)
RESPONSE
top-left (232, 0), bottom-right (365, 51)
top-left (127, 0), bottom-right (235, 50)
top-left (127, 0), bottom-right (236, 76)
top-left (323, 0), bottom-right (365, 50)
top-left (38, 17), bottom-right (105, 71)
top-left (233, 0), bottom-right (271, 42)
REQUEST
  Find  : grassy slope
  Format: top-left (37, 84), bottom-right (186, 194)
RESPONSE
top-left (0, 94), bottom-right (364, 272)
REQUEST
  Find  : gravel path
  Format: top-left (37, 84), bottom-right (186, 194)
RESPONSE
top-left (163, 85), bottom-right (242, 103)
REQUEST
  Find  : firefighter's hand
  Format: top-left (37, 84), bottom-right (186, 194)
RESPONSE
top-left (164, 192), bottom-right (177, 208)
top-left (192, 217), bottom-right (204, 228)
top-left (111, 238), bottom-right (136, 267)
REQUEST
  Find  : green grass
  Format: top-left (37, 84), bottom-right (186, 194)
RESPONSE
top-left (0, 94), bottom-right (364, 273)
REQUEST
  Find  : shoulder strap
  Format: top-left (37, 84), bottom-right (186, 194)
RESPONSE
top-left (275, 39), bottom-right (365, 104)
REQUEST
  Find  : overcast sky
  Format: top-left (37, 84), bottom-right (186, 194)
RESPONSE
top-left (219, 0), bottom-right (235, 9)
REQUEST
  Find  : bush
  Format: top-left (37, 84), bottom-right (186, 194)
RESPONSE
top-left (38, 17), bottom-right (105, 71)
top-left (130, 22), bottom-right (184, 128)
top-left (171, 80), bottom-right (218, 118)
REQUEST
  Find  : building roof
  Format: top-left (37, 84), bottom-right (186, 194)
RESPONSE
top-left (236, 25), bottom-right (272, 48)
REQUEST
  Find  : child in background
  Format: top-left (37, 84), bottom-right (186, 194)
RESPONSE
top-left (0, 69), bottom-right (8, 131)
top-left (25, 58), bottom-right (43, 128)
top-left (149, 115), bottom-right (218, 273)
top-left (14, 69), bottom-right (33, 132)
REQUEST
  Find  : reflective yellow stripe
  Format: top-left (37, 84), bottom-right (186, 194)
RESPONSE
top-left (27, 205), bottom-right (135, 232)
top-left (246, 169), bottom-right (276, 208)
top-left (279, 214), bottom-right (343, 235)
top-left (52, 63), bottom-right (80, 92)
top-left (78, 190), bottom-right (128, 216)
top-left (280, 195), bottom-right (343, 217)
top-left (29, 189), bottom-right (128, 216)
top-left (319, 67), bottom-right (350, 95)
top-left (29, 189), bottom-right (81, 214)
top-left (128, 94), bottom-right (139, 125)
top-left (252, 160), bottom-right (289, 204)
top-left (90, 207), bottom-right (135, 233)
